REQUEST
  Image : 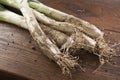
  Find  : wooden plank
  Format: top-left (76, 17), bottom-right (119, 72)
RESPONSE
top-left (0, 0), bottom-right (120, 80)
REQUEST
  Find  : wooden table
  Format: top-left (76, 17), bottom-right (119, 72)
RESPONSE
top-left (0, 0), bottom-right (120, 80)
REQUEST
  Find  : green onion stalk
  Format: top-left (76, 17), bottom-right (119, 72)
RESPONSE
top-left (0, 0), bottom-right (98, 55)
top-left (20, 0), bottom-right (82, 75)
top-left (0, 3), bottom-right (95, 72)
top-left (0, 0), bottom-right (77, 35)
top-left (28, 0), bottom-right (103, 38)
top-left (0, 2), bottom-right (80, 75)
top-left (0, 0), bottom-right (102, 38)
top-left (0, 0), bottom-right (116, 71)
top-left (0, 5), bottom-right (93, 75)
top-left (0, 6), bottom-right (68, 47)
top-left (27, 0), bottom-right (116, 68)
top-left (1, 0), bottom-right (92, 73)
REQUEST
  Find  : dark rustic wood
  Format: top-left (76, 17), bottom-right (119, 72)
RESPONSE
top-left (0, 0), bottom-right (120, 80)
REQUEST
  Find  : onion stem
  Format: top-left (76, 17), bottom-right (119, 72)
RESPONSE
top-left (0, 0), bottom-right (97, 54)
top-left (0, 3), bottom-right (79, 74)
top-left (0, 0), bottom-right (116, 72)
top-left (0, 7), bottom-right (68, 47)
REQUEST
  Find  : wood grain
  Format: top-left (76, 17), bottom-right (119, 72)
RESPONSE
top-left (0, 0), bottom-right (120, 80)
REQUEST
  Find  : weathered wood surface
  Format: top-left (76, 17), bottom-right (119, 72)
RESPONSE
top-left (0, 0), bottom-right (120, 80)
